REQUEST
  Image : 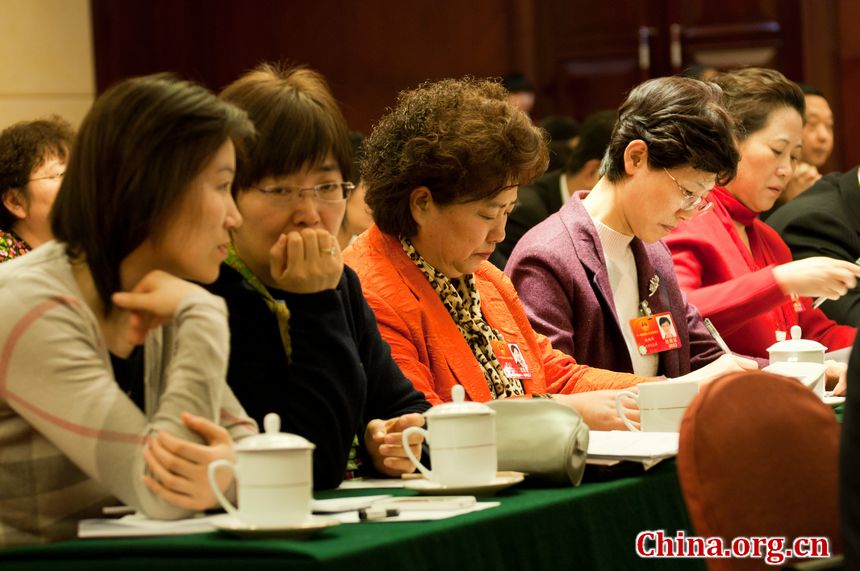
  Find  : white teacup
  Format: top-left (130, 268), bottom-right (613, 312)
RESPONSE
top-left (615, 379), bottom-right (699, 432)
top-left (403, 385), bottom-right (497, 486)
top-left (207, 413), bottom-right (314, 527)
top-left (763, 361), bottom-right (828, 397)
top-left (767, 325), bottom-right (827, 365)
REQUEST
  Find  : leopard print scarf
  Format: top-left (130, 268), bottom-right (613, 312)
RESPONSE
top-left (400, 237), bottom-right (524, 399)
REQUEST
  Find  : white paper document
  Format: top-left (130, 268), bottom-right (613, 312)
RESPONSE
top-left (587, 430), bottom-right (679, 469)
top-left (79, 513), bottom-right (219, 538)
top-left (79, 495), bottom-right (496, 537)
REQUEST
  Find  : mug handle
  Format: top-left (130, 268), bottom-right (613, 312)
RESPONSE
top-left (208, 459), bottom-right (240, 519)
top-left (615, 390), bottom-right (640, 432)
top-left (402, 426), bottom-right (433, 479)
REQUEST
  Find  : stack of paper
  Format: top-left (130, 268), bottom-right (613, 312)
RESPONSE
top-left (79, 513), bottom-right (218, 538)
top-left (587, 431), bottom-right (679, 469)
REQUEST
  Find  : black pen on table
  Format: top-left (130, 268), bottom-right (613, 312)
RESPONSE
top-left (812, 255), bottom-right (860, 309)
top-left (358, 508), bottom-right (400, 521)
top-left (703, 318), bottom-right (733, 356)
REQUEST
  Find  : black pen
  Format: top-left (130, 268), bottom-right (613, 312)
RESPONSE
top-left (358, 508), bottom-right (400, 521)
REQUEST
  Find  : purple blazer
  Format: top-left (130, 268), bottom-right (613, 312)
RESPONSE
top-left (506, 192), bottom-right (730, 378)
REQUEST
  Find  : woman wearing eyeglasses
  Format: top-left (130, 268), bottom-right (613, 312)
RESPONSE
top-left (664, 68), bottom-right (857, 389)
top-left (507, 76), bottom-right (760, 380)
top-left (198, 64), bottom-right (429, 490)
top-left (0, 116), bottom-right (74, 263)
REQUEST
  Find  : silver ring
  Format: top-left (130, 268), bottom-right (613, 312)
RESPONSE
top-left (321, 246), bottom-right (338, 255)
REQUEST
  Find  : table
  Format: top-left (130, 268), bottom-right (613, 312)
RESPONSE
top-left (0, 461), bottom-right (704, 571)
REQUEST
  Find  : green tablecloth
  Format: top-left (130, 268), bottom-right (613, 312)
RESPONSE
top-left (0, 461), bottom-right (705, 571)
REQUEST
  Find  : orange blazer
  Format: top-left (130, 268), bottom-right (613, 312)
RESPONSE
top-left (344, 226), bottom-right (642, 405)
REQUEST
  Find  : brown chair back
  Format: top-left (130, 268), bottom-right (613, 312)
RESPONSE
top-left (677, 371), bottom-right (841, 570)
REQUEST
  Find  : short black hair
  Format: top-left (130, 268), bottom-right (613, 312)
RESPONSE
top-left (658, 316), bottom-right (671, 326)
top-left (501, 73), bottom-right (534, 94)
top-left (565, 110), bottom-right (616, 175)
top-left (601, 76), bottom-right (738, 186)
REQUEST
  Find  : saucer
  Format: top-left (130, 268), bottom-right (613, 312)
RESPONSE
top-left (211, 514), bottom-right (340, 539)
top-left (823, 395), bottom-right (846, 407)
top-left (402, 471), bottom-right (524, 496)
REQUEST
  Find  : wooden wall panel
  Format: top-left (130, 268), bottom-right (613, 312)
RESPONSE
top-left (92, 0), bottom-right (523, 133)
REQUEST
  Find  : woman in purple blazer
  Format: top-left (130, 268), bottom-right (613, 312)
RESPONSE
top-left (507, 76), bottom-right (761, 379)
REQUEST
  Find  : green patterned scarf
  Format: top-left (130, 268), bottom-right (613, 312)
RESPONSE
top-left (225, 244), bottom-right (292, 363)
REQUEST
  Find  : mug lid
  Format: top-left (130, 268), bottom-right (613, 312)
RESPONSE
top-left (766, 325), bottom-right (827, 353)
top-left (235, 413), bottom-right (316, 452)
top-left (425, 385), bottom-right (496, 418)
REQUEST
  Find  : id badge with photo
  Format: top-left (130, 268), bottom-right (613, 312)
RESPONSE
top-left (629, 311), bottom-right (682, 356)
top-left (491, 340), bottom-right (532, 379)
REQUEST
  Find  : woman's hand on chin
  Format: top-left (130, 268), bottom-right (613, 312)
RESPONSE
top-left (269, 228), bottom-right (343, 293)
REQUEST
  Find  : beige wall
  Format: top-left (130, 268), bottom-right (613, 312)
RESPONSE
top-left (0, 0), bottom-right (95, 130)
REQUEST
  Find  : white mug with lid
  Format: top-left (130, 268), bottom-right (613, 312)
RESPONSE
top-left (402, 385), bottom-right (497, 486)
top-left (207, 413), bottom-right (314, 526)
top-left (767, 325), bottom-right (827, 365)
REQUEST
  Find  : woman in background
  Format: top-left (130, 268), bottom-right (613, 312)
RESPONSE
top-left (664, 67), bottom-right (857, 392)
top-left (0, 116), bottom-right (74, 262)
top-left (336, 131), bottom-right (374, 249)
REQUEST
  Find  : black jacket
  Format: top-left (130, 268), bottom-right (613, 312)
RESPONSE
top-left (207, 264), bottom-right (430, 489)
top-left (766, 167), bottom-right (860, 327)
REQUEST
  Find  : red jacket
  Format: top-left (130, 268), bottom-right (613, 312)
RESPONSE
top-left (664, 187), bottom-right (855, 359)
top-left (344, 226), bottom-right (642, 405)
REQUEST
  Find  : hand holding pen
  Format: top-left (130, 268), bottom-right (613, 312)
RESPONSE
top-left (772, 256), bottom-right (860, 310)
top-left (703, 318), bottom-right (733, 356)
top-left (811, 256), bottom-right (860, 308)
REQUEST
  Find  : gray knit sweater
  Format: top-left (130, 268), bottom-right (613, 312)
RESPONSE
top-left (0, 241), bottom-right (256, 547)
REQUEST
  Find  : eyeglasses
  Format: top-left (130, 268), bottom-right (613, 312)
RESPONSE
top-left (663, 168), bottom-right (713, 213)
top-left (29, 170), bottom-right (65, 183)
top-left (249, 181), bottom-right (354, 203)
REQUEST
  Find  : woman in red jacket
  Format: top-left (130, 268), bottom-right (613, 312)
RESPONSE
top-left (664, 67), bottom-right (858, 392)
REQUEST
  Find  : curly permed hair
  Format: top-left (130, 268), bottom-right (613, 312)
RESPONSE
top-left (363, 77), bottom-right (548, 238)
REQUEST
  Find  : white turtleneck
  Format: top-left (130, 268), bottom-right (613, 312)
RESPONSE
top-left (592, 218), bottom-right (659, 377)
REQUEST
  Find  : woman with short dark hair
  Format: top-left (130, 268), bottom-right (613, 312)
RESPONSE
top-left (347, 77), bottom-right (647, 431)
top-left (664, 67), bottom-right (857, 391)
top-left (0, 74), bottom-right (256, 546)
top-left (0, 115), bottom-right (74, 262)
top-left (507, 76), bottom-right (759, 380)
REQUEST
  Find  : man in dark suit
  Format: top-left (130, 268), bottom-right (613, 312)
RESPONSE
top-left (491, 110), bottom-right (615, 269)
top-left (766, 167), bottom-right (860, 326)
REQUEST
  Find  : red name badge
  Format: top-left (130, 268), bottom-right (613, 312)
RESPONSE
top-left (629, 311), bottom-right (682, 356)
top-left (491, 340), bottom-right (532, 379)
